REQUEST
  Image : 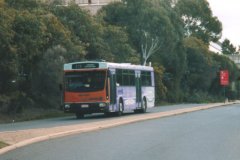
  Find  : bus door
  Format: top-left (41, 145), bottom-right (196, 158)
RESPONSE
top-left (135, 71), bottom-right (142, 108)
top-left (109, 70), bottom-right (117, 107)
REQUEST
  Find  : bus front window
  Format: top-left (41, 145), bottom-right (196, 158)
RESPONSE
top-left (65, 71), bottom-right (106, 92)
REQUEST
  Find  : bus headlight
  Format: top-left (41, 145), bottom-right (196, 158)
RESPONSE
top-left (65, 104), bottom-right (70, 109)
top-left (99, 103), bottom-right (106, 107)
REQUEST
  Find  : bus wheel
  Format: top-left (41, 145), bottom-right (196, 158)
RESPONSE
top-left (141, 99), bottom-right (147, 113)
top-left (117, 101), bottom-right (123, 116)
top-left (76, 113), bottom-right (84, 119)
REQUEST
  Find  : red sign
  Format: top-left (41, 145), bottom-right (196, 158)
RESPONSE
top-left (220, 70), bottom-right (229, 86)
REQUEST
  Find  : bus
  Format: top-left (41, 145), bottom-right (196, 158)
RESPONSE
top-left (63, 61), bottom-right (155, 118)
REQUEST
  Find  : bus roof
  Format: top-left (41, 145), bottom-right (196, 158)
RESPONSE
top-left (64, 61), bottom-right (153, 71)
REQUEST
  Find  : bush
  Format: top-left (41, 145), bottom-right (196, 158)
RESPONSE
top-left (185, 91), bottom-right (222, 103)
top-left (0, 95), bottom-right (11, 113)
top-left (0, 92), bottom-right (34, 115)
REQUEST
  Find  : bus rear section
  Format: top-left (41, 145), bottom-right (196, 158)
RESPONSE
top-left (63, 69), bottom-right (110, 118)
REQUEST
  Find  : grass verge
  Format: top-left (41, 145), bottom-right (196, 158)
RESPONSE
top-left (0, 108), bottom-right (71, 124)
top-left (0, 141), bottom-right (9, 149)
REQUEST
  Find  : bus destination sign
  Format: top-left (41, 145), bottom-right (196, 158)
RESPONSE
top-left (72, 63), bottom-right (99, 69)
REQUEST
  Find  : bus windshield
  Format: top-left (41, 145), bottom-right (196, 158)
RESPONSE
top-left (64, 70), bottom-right (106, 92)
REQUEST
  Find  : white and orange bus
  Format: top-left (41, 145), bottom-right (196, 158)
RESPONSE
top-left (63, 61), bottom-right (155, 118)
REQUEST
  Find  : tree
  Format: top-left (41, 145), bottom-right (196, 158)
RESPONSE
top-left (5, 0), bottom-right (41, 10)
top-left (51, 3), bottom-right (111, 60)
top-left (0, 2), bottom-right (17, 94)
top-left (100, 0), bottom-right (186, 102)
top-left (183, 37), bottom-right (215, 93)
top-left (32, 45), bottom-right (66, 108)
top-left (12, 11), bottom-right (47, 79)
top-left (102, 25), bottom-right (137, 63)
top-left (222, 39), bottom-right (237, 55)
top-left (158, 42), bottom-right (187, 102)
top-left (175, 0), bottom-right (222, 44)
top-left (11, 9), bottom-right (78, 95)
top-left (141, 31), bottom-right (160, 66)
top-left (1, 0), bottom-right (87, 111)
top-left (100, 0), bottom-right (184, 64)
top-left (153, 65), bottom-right (167, 103)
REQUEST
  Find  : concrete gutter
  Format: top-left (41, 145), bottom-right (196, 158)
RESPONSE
top-left (0, 102), bottom-right (237, 155)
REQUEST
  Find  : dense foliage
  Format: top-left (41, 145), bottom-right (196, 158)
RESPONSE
top-left (0, 0), bottom-right (239, 116)
top-left (222, 39), bottom-right (237, 55)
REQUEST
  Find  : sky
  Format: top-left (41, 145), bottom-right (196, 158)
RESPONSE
top-left (207, 0), bottom-right (240, 47)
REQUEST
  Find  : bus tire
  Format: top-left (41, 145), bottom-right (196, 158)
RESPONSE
top-left (117, 101), bottom-right (123, 116)
top-left (76, 113), bottom-right (84, 119)
top-left (141, 98), bottom-right (147, 113)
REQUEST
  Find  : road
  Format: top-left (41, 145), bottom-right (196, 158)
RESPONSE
top-left (0, 104), bottom-right (201, 132)
top-left (1, 103), bottom-right (240, 160)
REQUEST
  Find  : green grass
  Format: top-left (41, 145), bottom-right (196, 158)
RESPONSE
top-left (0, 108), bottom-right (71, 124)
top-left (0, 141), bottom-right (9, 149)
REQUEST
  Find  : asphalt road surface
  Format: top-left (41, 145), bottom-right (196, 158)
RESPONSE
top-left (1, 103), bottom-right (240, 160)
top-left (0, 104), bottom-right (201, 132)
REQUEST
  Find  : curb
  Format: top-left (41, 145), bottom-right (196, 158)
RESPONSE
top-left (0, 102), bottom-right (237, 155)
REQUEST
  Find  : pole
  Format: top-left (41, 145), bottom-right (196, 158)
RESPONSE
top-left (224, 86), bottom-right (226, 103)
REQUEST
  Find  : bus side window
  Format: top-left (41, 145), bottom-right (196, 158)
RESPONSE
top-left (116, 69), bottom-right (122, 86)
top-left (141, 71), bottom-right (151, 86)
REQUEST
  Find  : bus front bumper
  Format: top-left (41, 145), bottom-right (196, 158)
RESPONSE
top-left (64, 102), bottom-right (110, 114)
